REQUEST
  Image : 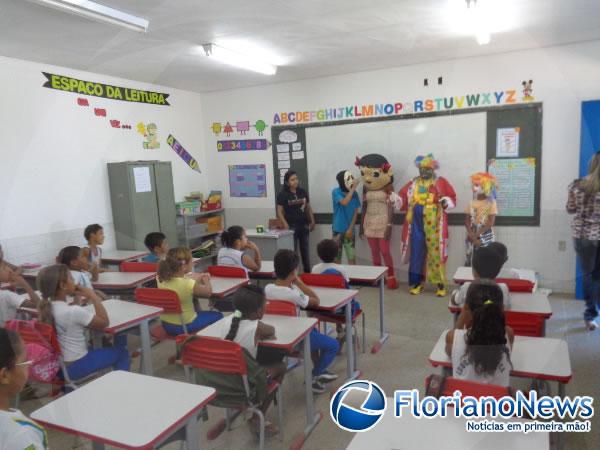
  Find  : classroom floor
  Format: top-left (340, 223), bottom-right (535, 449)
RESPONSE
top-left (20, 285), bottom-right (599, 450)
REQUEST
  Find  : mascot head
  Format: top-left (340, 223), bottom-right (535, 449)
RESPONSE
top-left (470, 172), bottom-right (498, 198)
top-left (414, 153), bottom-right (439, 180)
top-left (355, 154), bottom-right (393, 191)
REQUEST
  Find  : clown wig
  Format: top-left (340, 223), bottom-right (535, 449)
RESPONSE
top-left (470, 172), bottom-right (498, 198)
top-left (414, 153), bottom-right (439, 170)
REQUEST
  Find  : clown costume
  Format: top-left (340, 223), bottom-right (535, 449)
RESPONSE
top-left (465, 172), bottom-right (498, 265)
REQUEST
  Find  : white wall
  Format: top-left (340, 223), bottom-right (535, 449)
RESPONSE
top-left (0, 55), bottom-right (208, 264)
top-left (202, 40), bottom-right (600, 293)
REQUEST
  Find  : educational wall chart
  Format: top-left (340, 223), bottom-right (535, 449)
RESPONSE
top-left (167, 134), bottom-right (201, 173)
top-left (229, 164), bottom-right (267, 197)
top-left (217, 139), bottom-right (270, 151)
top-left (488, 158), bottom-right (536, 216)
top-left (211, 120), bottom-right (268, 136)
top-left (496, 127), bottom-right (520, 157)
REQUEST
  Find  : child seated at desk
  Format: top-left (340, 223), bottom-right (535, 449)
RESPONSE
top-left (217, 226), bottom-right (262, 273)
top-left (0, 328), bottom-right (49, 449)
top-left (446, 280), bottom-right (514, 386)
top-left (0, 243), bottom-right (22, 275)
top-left (37, 265), bottom-right (130, 381)
top-left (157, 247), bottom-right (223, 335)
top-left (451, 244), bottom-right (510, 308)
top-left (0, 266), bottom-right (40, 323)
top-left (265, 249), bottom-right (339, 394)
top-left (142, 232), bottom-right (169, 263)
top-left (218, 284), bottom-right (285, 437)
top-left (57, 246), bottom-right (107, 300)
top-left (81, 224), bottom-right (108, 273)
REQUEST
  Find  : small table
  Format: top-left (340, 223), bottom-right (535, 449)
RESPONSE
top-left (88, 299), bottom-right (163, 376)
top-left (453, 266), bottom-right (537, 285)
top-left (101, 250), bottom-right (149, 268)
top-left (428, 330), bottom-right (572, 396)
top-left (245, 229), bottom-right (294, 260)
top-left (197, 314), bottom-right (321, 445)
top-left (31, 371), bottom-right (216, 450)
top-left (250, 262), bottom-right (389, 353)
top-left (308, 286), bottom-right (359, 382)
top-left (346, 400), bottom-right (549, 450)
top-left (209, 276), bottom-right (249, 298)
top-left (92, 271), bottom-right (156, 291)
top-left (449, 292), bottom-right (552, 317)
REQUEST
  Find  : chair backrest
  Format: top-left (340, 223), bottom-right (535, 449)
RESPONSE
top-left (135, 288), bottom-right (183, 314)
top-left (496, 278), bottom-right (535, 293)
top-left (181, 336), bottom-right (247, 375)
top-left (9, 320), bottom-right (60, 354)
top-left (505, 311), bottom-right (545, 337)
top-left (121, 261), bottom-right (158, 273)
top-left (426, 375), bottom-right (511, 399)
top-left (300, 272), bottom-right (345, 288)
top-left (265, 300), bottom-right (297, 317)
top-left (208, 265), bottom-right (248, 279)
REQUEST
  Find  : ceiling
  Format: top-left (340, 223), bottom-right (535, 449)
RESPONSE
top-left (1, 0), bottom-right (600, 93)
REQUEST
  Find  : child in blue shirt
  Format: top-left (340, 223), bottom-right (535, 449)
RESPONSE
top-left (332, 170), bottom-right (360, 264)
top-left (142, 232), bottom-right (169, 263)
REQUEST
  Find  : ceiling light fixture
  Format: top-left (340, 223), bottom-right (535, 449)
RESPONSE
top-left (202, 43), bottom-right (278, 76)
top-left (466, 0), bottom-right (491, 45)
top-left (26, 0), bottom-right (149, 33)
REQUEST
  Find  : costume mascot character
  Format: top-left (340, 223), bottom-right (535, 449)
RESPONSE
top-left (356, 154), bottom-right (401, 289)
top-left (399, 154), bottom-right (456, 297)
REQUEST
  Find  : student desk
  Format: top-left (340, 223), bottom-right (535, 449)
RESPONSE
top-left (92, 271), bottom-right (156, 291)
top-left (87, 299), bottom-right (163, 376)
top-left (208, 276), bottom-right (249, 297)
top-left (453, 266), bottom-right (537, 285)
top-left (245, 228), bottom-right (294, 259)
top-left (346, 401), bottom-right (549, 450)
top-left (448, 292), bottom-right (552, 317)
top-left (100, 249), bottom-right (149, 268)
top-left (250, 262), bottom-right (389, 353)
top-left (308, 287), bottom-right (360, 382)
top-left (197, 314), bottom-right (321, 446)
top-left (31, 371), bottom-right (215, 450)
top-left (428, 330), bottom-right (572, 397)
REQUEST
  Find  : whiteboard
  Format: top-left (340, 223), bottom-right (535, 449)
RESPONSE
top-left (305, 113), bottom-right (487, 214)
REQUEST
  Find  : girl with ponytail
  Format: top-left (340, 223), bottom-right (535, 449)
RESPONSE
top-left (445, 279), bottom-right (514, 386)
top-left (157, 247), bottom-right (223, 335)
top-left (217, 225), bottom-right (262, 273)
top-left (36, 265), bottom-right (130, 381)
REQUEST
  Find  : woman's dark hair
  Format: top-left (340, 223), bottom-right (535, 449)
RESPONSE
top-left (144, 232), bottom-right (166, 252)
top-left (57, 246), bottom-right (81, 267)
top-left (317, 239), bottom-right (338, 263)
top-left (225, 285), bottom-right (266, 341)
top-left (464, 280), bottom-right (512, 376)
top-left (0, 328), bottom-right (22, 370)
top-left (221, 226), bottom-right (245, 248)
top-left (84, 224), bottom-right (103, 241)
top-left (273, 249), bottom-right (299, 279)
top-left (283, 170), bottom-right (298, 191)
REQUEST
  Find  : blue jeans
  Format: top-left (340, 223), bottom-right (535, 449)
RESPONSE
top-left (409, 204), bottom-right (426, 286)
top-left (162, 311), bottom-right (223, 335)
top-left (309, 329), bottom-right (339, 377)
top-left (574, 238), bottom-right (600, 321)
top-left (66, 334), bottom-right (129, 381)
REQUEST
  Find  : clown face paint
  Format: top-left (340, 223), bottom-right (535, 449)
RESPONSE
top-left (344, 171), bottom-right (355, 190)
top-left (419, 167), bottom-right (434, 180)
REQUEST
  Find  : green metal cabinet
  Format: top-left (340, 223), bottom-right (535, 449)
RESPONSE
top-left (107, 161), bottom-right (178, 250)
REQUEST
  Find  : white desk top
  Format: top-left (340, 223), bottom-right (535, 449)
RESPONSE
top-left (250, 260), bottom-right (275, 276)
top-left (347, 401), bottom-right (549, 450)
top-left (31, 371), bottom-right (215, 449)
top-left (429, 330), bottom-right (572, 383)
top-left (209, 276), bottom-right (249, 297)
top-left (93, 271), bottom-right (156, 290)
top-left (85, 299), bottom-right (162, 333)
top-left (245, 229), bottom-right (294, 239)
top-left (101, 250), bottom-right (149, 263)
top-left (310, 287), bottom-right (358, 312)
top-left (250, 261), bottom-right (386, 283)
top-left (453, 266), bottom-right (537, 284)
top-left (197, 314), bottom-right (317, 350)
top-left (449, 292), bottom-right (552, 316)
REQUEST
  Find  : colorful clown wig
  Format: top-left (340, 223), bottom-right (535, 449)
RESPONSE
top-left (470, 172), bottom-right (498, 198)
top-left (414, 154), bottom-right (439, 170)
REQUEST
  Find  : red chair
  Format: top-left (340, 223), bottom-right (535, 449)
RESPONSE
top-left (425, 375), bottom-right (512, 400)
top-left (265, 300), bottom-right (297, 317)
top-left (181, 336), bottom-right (283, 450)
top-left (496, 278), bottom-right (535, 293)
top-left (135, 288), bottom-right (187, 364)
top-left (208, 265), bottom-right (248, 279)
top-left (299, 273), bottom-right (366, 354)
top-left (120, 261), bottom-right (158, 272)
top-left (505, 311), bottom-right (546, 337)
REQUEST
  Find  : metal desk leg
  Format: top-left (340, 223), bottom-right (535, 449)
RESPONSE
top-left (184, 414), bottom-right (200, 450)
top-left (345, 302), bottom-right (360, 381)
top-left (371, 276), bottom-right (389, 353)
top-left (139, 320), bottom-right (154, 376)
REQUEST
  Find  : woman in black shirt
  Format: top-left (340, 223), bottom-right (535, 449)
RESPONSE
top-left (276, 171), bottom-right (315, 273)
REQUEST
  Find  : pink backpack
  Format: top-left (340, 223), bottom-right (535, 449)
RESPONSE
top-left (5, 320), bottom-right (61, 383)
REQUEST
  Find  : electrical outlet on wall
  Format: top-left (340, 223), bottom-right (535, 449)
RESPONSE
top-left (558, 240), bottom-right (566, 251)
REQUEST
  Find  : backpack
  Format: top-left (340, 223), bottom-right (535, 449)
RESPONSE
top-left (5, 320), bottom-right (61, 383)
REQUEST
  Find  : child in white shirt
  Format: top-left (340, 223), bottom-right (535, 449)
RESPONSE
top-left (217, 226), bottom-right (262, 273)
top-left (0, 267), bottom-right (40, 323)
top-left (57, 246), bottom-right (107, 300)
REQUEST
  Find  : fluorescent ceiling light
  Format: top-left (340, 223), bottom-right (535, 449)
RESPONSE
top-left (202, 43), bottom-right (278, 76)
top-left (26, 0), bottom-right (149, 33)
